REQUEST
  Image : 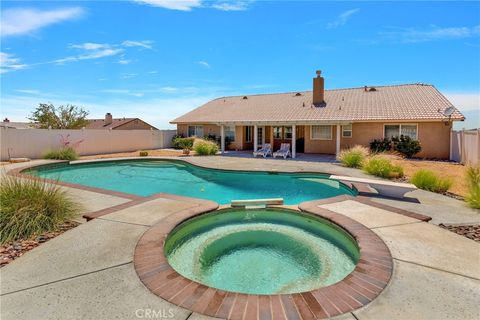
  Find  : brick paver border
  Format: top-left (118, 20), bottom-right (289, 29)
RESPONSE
top-left (134, 203), bottom-right (394, 320)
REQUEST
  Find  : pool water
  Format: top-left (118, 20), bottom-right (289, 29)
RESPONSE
top-left (165, 208), bottom-right (359, 294)
top-left (27, 160), bottom-right (356, 205)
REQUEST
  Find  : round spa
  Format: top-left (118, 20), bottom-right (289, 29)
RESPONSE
top-left (164, 208), bottom-right (360, 295)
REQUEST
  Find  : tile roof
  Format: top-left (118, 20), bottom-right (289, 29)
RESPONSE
top-left (85, 118), bottom-right (137, 129)
top-left (171, 84), bottom-right (464, 124)
top-left (0, 122), bottom-right (37, 129)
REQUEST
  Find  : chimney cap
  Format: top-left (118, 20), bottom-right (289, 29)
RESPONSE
top-left (316, 70), bottom-right (322, 77)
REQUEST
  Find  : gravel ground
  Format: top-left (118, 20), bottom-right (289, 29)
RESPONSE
top-left (439, 224), bottom-right (480, 242)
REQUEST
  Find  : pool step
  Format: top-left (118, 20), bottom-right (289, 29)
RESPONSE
top-left (231, 198), bottom-right (284, 207)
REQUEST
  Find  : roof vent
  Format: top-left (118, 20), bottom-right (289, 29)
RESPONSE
top-left (242, 96), bottom-right (248, 100)
top-left (368, 87), bottom-right (377, 92)
top-left (295, 92), bottom-right (302, 96)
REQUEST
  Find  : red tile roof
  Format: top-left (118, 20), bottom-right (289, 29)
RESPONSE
top-left (171, 84), bottom-right (464, 124)
top-left (85, 118), bottom-right (137, 129)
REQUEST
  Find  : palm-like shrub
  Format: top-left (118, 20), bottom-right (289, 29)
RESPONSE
top-left (43, 147), bottom-right (78, 161)
top-left (337, 145), bottom-right (369, 168)
top-left (465, 166), bottom-right (480, 209)
top-left (0, 176), bottom-right (81, 244)
top-left (410, 169), bottom-right (452, 193)
top-left (363, 156), bottom-right (404, 179)
top-left (193, 139), bottom-right (219, 155)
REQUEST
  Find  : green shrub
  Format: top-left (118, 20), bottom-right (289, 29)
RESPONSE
top-left (363, 156), bottom-right (404, 179)
top-left (410, 169), bottom-right (452, 193)
top-left (193, 139), bottom-right (219, 156)
top-left (173, 137), bottom-right (194, 150)
top-left (395, 135), bottom-right (422, 158)
top-left (139, 151), bottom-right (148, 157)
top-left (0, 176), bottom-right (81, 244)
top-left (337, 145), bottom-right (369, 168)
top-left (43, 147), bottom-right (78, 160)
top-left (369, 138), bottom-right (392, 153)
top-left (465, 166), bottom-right (480, 209)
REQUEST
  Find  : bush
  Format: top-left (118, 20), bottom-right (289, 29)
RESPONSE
top-left (363, 156), bottom-right (404, 179)
top-left (369, 138), bottom-right (392, 153)
top-left (43, 147), bottom-right (78, 160)
top-left (173, 137), bottom-right (194, 150)
top-left (337, 145), bottom-right (369, 168)
top-left (410, 169), bottom-right (452, 193)
top-left (193, 139), bottom-right (219, 155)
top-left (465, 166), bottom-right (480, 209)
top-left (139, 151), bottom-right (148, 156)
top-left (395, 135), bottom-right (421, 158)
top-left (0, 176), bottom-right (81, 244)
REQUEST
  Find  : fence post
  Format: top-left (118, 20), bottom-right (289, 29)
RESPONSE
top-left (461, 128), bottom-right (466, 165)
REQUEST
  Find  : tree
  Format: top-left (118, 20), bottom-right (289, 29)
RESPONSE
top-left (28, 103), bottom-right (89, 129)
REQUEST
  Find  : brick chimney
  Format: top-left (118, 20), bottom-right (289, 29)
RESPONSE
top-left (312, 70), bottom-right (325, 105)
top-left (105, 113), bottom-right (113, 125)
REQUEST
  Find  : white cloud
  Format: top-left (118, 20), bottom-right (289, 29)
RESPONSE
top-left (148, 71), bottom-right (158, 74)
top-left (379, 25), bottom-right (480, 43)
top-left (15, 89), bottom-right (40, 94)
top-left (54, 48), bottom-right (124, 64)
top-left (327, 8), bottom-right (359, 29)
top-left (101, 89), bottom-right (144, 97)
top-left (69, 43), bottom-right (109, 50)
top-left (118, 59), bottom-right (132, 65)
top-left (198, 61), bottom-right (211, 68)
top-left (0, 52), bottom-right (27, 74)
top-left (445, 92), bottom-right (480, 112)
top-left (120, 73), bottom-right (138, 79)
top-left (122, 40), bottom-right (154, 49)
top-left (134, 0), bottom-right (201, 11)
top-left (1, 7), bottom-right (84, 37)
top-left (211, 1), bottom-right (250, 11)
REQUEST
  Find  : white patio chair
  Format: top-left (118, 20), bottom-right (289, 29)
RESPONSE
top-left (253, 143), bottom-right (272, 158)
top-left (273, 143), bottom-right (291, 159)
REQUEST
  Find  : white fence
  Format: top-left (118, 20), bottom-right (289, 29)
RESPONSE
top-left (0, 128), bottom-right (177, 161)
top-left (450, 129), bottom-right (480, 165)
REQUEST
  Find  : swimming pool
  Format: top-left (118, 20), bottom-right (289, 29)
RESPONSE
top-left (165, 208), bottom-right (359, 294)
top-left (26, 159), bottom-right (356, 204)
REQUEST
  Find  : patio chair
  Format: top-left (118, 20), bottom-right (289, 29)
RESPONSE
top-left (253, 143), bottom-right (272, 158)
top-left (273, 143), bottom-right (291, 159)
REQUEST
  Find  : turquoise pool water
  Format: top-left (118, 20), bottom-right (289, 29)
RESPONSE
top-left (165, 208), bottom-right (359, 294)
top-left (27, 160), bottom-right (356, 204)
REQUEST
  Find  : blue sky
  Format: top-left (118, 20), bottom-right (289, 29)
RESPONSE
top-left (1, 0), bottom-right (479, 129)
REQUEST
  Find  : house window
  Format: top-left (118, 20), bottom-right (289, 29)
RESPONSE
top-left (311, 125), bottom-right (332, 140)
top-left (188, 125), bottom-right (204, 137)
top-left (284, 126), bottom-right (292, 139)
top-left (384, 124), bottom-right (417, 139)
top-left (245, 126), bottom-right (253, 143)
top-left (225, 125), bottom-right (235, 142)
top-left (273, 127), bottom-right (282, 139)
top-left (342, 124), bottom-right (352, 138)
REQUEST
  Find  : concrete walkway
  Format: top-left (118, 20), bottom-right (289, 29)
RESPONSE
top-left (1, 157), bottom-right (479, 319)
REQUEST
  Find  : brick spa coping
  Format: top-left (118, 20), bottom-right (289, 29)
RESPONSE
top-left (134, 199), bottom-right (394, 320)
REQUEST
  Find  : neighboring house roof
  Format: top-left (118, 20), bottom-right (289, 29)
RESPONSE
top-left (85, 118), bottom-right (158, 130)
top-left (0, 122), bottom-right (36, 129)
top-left (171, 84), bottom-right (464, 124)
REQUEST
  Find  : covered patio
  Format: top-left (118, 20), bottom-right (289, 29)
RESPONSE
top-left (220, 149), bottom-right (337, 162)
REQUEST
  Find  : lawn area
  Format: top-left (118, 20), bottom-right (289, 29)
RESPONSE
top-left (386, 155), bottom-right (468, 197)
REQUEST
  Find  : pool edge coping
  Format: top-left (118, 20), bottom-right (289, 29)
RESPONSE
top-left (134, 201), bottom-right (394, 320)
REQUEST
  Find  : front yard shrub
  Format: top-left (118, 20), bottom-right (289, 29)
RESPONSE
top-left (465, 166), bottom-right (480, 209)
top-left (395, 135), bottom-right (422, 158)
top-left (410, 169), bottom-right (452, 193)
top-left (337, 145), bottom-right (369, 168)
top-left (193, 139), bottom-right (219, 155)
top-left (0, 176), bottom-right (81, 244)
top-left (139, 151), bottom-right (148, 156)
top-left (173, 137), bottom-right (194, 150)
top-left (363, 156), bottom-right (404, 179)
top-left (43, 147), bottom-right (78, 160)
top-left (369, 138), bottom-right (392, 153)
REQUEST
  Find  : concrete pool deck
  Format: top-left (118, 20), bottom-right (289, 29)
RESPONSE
top-left (1, 156), bottom-right (479, 319)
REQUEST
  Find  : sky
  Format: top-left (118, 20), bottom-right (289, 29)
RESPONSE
top-left (1, 0), bottom-right (479, 129)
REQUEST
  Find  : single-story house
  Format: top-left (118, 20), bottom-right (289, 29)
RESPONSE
top-left (86, 113), bottom-right (158, 130)
top-left (171, 71), bottom-right (464, 159)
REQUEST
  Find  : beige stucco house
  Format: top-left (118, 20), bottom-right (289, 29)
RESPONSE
top-left (171, 71), bottom-right (464, 159)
